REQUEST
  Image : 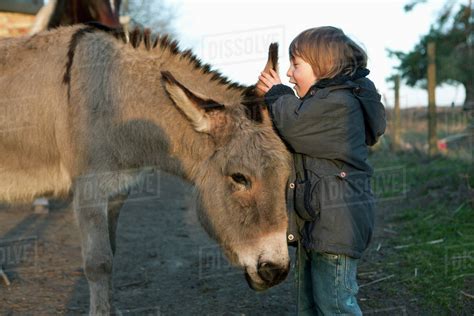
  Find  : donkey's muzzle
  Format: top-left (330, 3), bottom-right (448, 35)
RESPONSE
top-left (257, 261), bottom-right (289, 286)
top-left (245, 261), bottom-right (289, 291)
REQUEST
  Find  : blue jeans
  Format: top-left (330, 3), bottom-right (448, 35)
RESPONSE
top-left (296, 244), bottom-right (362, 315)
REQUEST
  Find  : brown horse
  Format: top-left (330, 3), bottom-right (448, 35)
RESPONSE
top-left (0, 24), bottom-right (290, 314)
top-left (30, 0), bottom-right (121, 34)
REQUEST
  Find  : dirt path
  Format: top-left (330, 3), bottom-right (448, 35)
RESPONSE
top-left (0, 172), bottom-right (421, 315)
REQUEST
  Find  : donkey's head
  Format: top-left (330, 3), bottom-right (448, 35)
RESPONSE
top-left (161, 44), bottom-right (291, 291)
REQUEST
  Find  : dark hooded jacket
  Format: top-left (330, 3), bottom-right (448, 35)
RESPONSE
top-left (264, 68), bottom-right (386, 259)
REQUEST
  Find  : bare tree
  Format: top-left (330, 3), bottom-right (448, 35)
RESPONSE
top-left (122, 0), bottom-right (178, 35)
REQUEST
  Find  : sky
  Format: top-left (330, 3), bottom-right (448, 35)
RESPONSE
top-left (167, 0), bottom-right (466, 108)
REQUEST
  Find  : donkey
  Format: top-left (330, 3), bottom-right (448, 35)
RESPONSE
top-left (0, 24), bottom-right (291, 314)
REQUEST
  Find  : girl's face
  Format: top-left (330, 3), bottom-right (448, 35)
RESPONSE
top-left (286, 56), bottom-right (317, 98)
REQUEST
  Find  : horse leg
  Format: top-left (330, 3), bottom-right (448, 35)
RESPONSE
top-left (74, 188), bottom-right (113, 315)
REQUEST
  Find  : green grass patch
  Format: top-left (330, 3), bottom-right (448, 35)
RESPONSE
top-left (369, 150), bottom-right (474, 312)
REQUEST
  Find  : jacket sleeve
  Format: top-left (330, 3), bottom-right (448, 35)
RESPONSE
top-left (264, 84), bottom-right (295, 106)
top-left (265, 85), bottom-right (360, 159)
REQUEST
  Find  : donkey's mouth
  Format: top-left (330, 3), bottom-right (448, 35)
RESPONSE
top-left (244, 261), bottom-right (290, 291)
top-left (244, 271), bottom-right (268, 292)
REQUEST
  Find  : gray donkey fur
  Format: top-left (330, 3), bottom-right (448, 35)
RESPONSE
top-left (0, 24), bottom-right (291, 314)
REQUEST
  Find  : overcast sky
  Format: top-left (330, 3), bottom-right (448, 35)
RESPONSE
top-left (170, 0), bottom-right (466, 108)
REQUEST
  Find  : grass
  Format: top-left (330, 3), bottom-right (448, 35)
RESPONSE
top-left (368, 149), bottom-right (473, 313)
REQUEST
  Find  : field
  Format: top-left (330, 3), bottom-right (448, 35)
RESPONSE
top-left (0, 106), bottom-right (472, 315)
top-left (358, 105), bottom-right (473, 314)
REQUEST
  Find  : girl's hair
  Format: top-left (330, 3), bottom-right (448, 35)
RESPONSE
top-left (289, 26), bottom-right (367, 79)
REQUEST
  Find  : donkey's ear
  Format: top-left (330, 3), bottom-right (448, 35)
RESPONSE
top-left (255, 42), bottom-right (279, 97)
top-left (263, 42), bottom-right (279, 74)
top-left (161, 71), bottom-right (224, 133)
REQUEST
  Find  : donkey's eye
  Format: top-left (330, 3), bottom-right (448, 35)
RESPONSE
top-left (230, 173), bottom-right (251, 187)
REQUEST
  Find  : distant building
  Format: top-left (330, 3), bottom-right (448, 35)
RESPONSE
top-left (0, 0), bottom-right (44, 37)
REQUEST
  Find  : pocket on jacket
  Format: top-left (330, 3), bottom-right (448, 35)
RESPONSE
top-left (319, 172), bottom-right (372, 210)
top-left (294, 172), bottom-right (321, 221)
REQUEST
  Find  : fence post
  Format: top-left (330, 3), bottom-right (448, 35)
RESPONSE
top-left (392, 75), bottom-right (401, 151)
top-left (427, 41), bottom-right (438, 156)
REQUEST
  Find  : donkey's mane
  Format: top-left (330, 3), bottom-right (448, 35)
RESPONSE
top-left (64, 22), bottom-right (265, 123)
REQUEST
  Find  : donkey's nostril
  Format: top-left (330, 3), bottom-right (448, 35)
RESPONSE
top-left (257, 262), bottom-right (289, 286)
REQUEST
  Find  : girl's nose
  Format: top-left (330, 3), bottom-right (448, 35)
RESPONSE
top-left (286, 67), bottom-right (292, 78)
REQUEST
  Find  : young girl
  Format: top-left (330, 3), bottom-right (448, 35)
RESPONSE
top-left (257, 26), bottom-right (386, 315)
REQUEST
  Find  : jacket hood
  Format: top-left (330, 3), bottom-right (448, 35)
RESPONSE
top-left (309, 68), bottom-right (386, 146)
top-left (352, 77), bottom-right (387, 146)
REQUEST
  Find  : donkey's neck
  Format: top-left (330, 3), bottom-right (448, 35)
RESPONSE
top-left (112, 61), bottom-right (219, 184)
top-left (87, 33), bottom-right (252, 185)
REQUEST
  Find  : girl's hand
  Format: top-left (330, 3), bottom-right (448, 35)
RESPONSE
top-left (257, 69), bottom-right (281, 94)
